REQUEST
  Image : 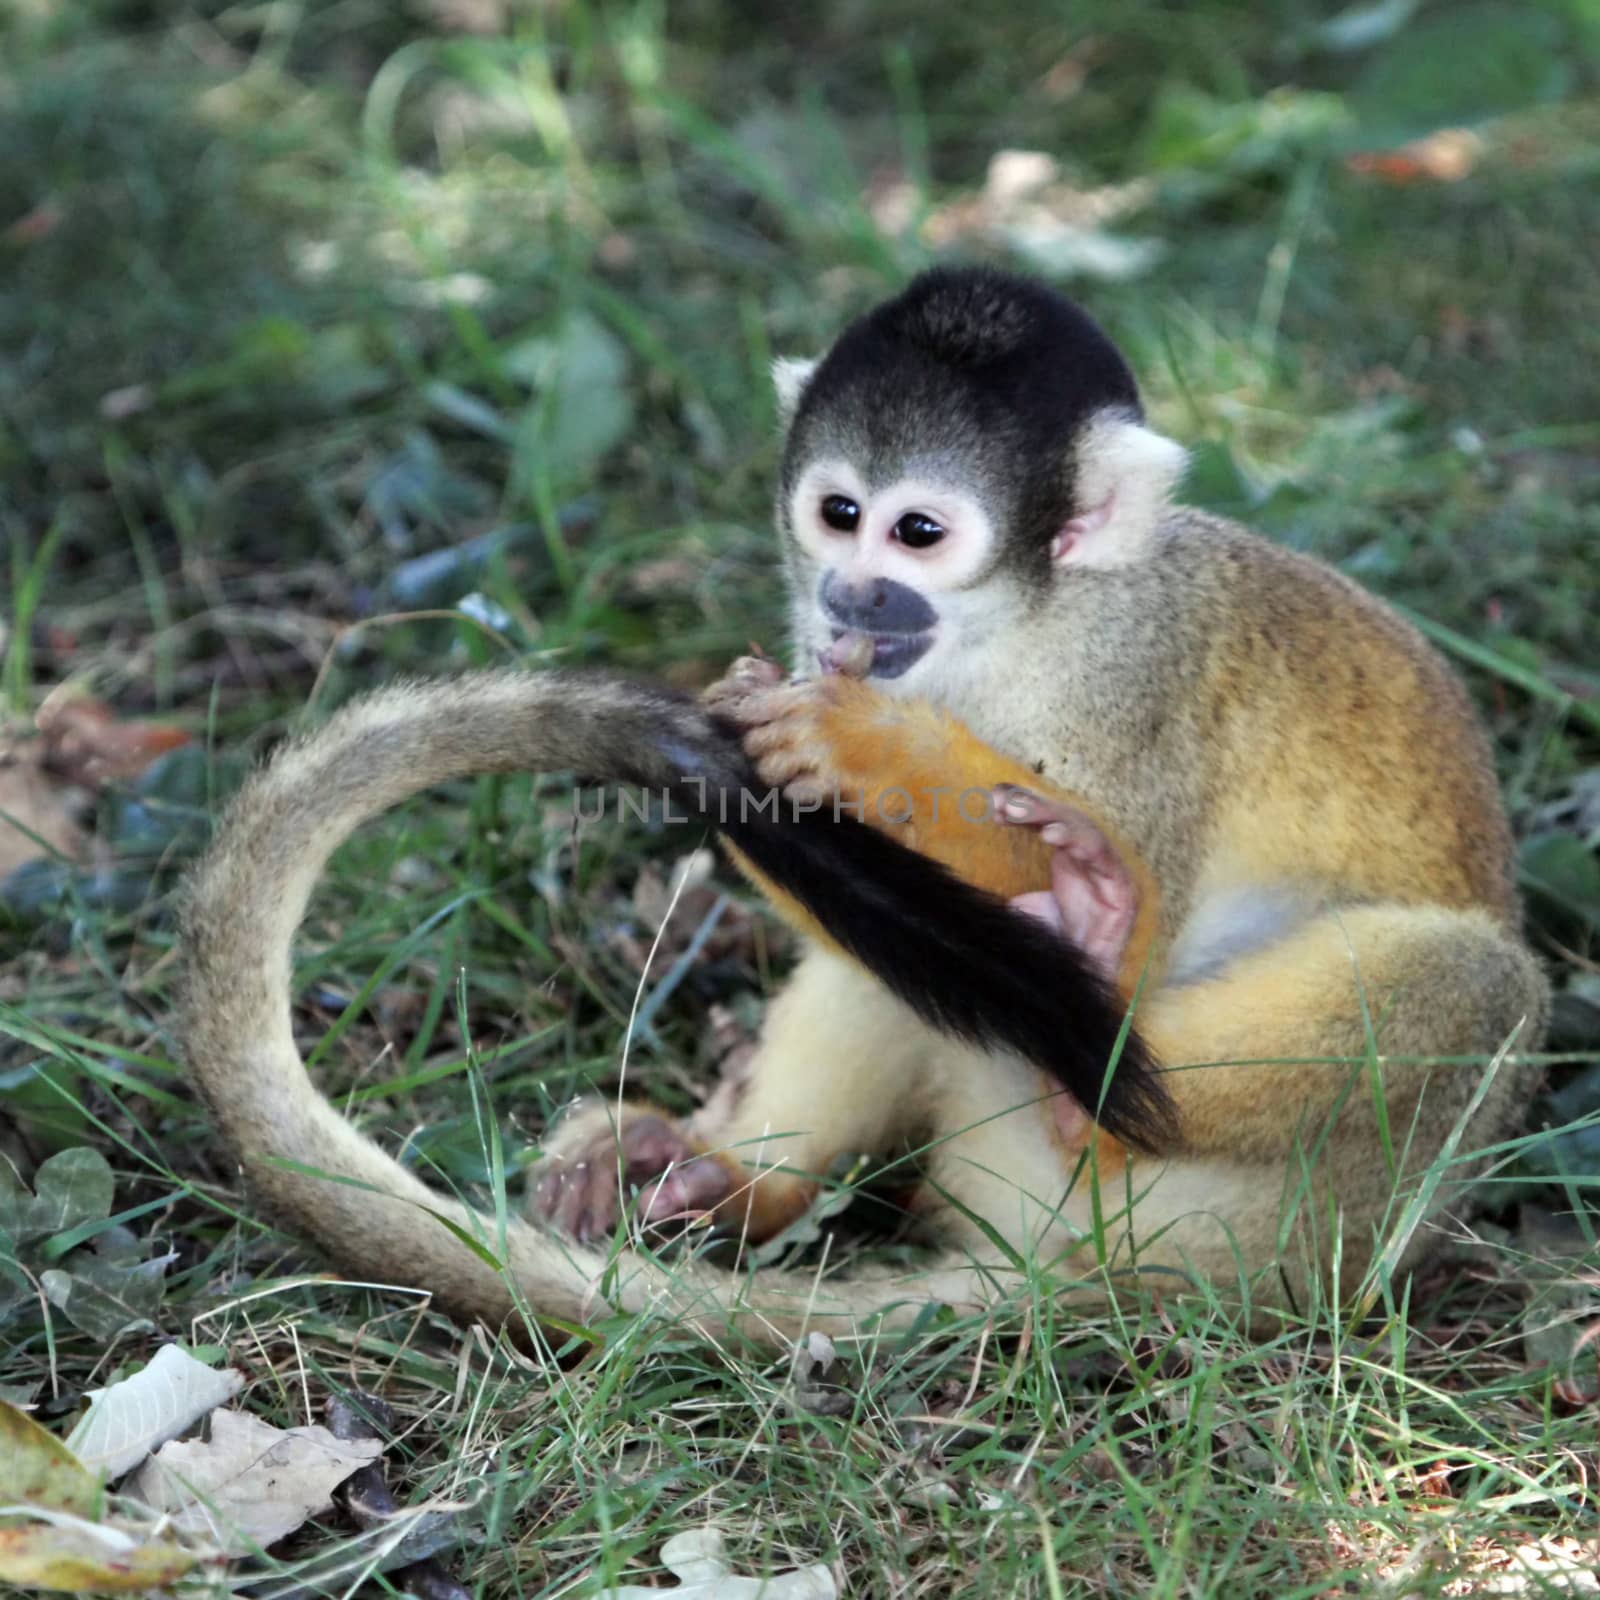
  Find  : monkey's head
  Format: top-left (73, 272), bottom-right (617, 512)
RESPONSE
top-left (773, 267), bottom-right (1187, 692)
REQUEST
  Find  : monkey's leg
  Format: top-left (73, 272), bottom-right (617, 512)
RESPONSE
top-left (706, 661), bottom-right (1161, 995)
top-left (1141, 902), bottom-right (1546, 1159)
top-left (532, 947), bottom-right (937, 1244)
top-left (683, 945), bottom-right (939, 1239)
top-left (912, 904), bottom-right (1545, 1313)
top-left (1131, 904), bottom-right (1545, 1295)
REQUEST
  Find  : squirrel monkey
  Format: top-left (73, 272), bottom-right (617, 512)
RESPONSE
top-left (179, 268), bottom-right (1546, 1346)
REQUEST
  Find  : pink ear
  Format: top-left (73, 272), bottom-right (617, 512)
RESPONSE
top-left (1051, 495), bottom-right (1116, 563)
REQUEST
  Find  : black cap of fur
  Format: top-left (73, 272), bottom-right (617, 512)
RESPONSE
top-left (781, 267), bottom-right (1143, 562)
top-left (638, 712), bottom-right (1175, 1155)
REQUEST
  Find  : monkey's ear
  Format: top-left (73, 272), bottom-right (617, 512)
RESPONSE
top-left (771, 357), bottom-right (818, 427)
top-left (1052, 412), bottom-right (1188, 569)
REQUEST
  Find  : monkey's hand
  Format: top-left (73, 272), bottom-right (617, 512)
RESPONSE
top-left (991, 784), bottom-right (1138, 986)
top-left (702, 656), bottom-right (864, 805)
top-left (530, 1101), bottom-right (733, 1244)
top-left (706, 660), bottom-right (1081, 895)
top-left (706, 661), bottom-right (1161, 1001)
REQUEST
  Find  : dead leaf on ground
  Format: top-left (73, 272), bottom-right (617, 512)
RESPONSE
top-left (67, 1344), bottom-right (245, 1483)
top-left (613, 850), bottom-right (762, 975)
top-left (915, 150), bottom-right (1161, 280)
top-left (0, 1510), bottom-right (197, 1593)
top-left (786, 1331), bottom-right (851, 1417)
top-left (598, 1528), bottom-right (836, 1599)
top-left (0, 697), bottom-right (188, 884)
top-left (0, 744), bottom-right (87, 880)
top-left (128, 1408), bottom-right (382, 1557)
top-left (35, 697), bottom-right (190, 787)
top-left (0, 1399), bottom-right (101, 1517)
top-left (3, 201), bottom-right (64, 245)
top-left (0, 1401), bottom-right (201, 1593)
top-left (1346, 128), bottom-right (1481, 184)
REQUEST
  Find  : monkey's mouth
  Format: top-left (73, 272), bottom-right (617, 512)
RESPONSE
top-left (820, 628), bottom-right (933, 680)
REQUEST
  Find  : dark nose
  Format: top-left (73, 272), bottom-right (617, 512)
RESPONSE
top-left (819, 571), bottom-right (937, 635)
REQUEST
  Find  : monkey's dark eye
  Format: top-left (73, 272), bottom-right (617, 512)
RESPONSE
top-left (894, 512), bottom-right (946, 549)
top-left (820, 495), bottom-right (860, 532)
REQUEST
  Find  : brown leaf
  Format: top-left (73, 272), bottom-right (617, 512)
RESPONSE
top-left (618, 851), bottom-right (761, 972)
top-left (128, 1408), bottom-right (382, 1557)
top-left (0, 697), bottom-right (189, 883)
top-left (0, 742), bottom-right (87, 880)
top-left (1346, 129), bottom-right (1481, 185)
top-left (917, 150), bottom-right (1159, 280)
top-left (36, 698), bottom-right (190, 786)
top-left (3, 202), bottom-right (64, 245)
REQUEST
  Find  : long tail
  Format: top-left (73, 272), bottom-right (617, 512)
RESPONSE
top-left (177, 668), bottom-right (1164, 1343)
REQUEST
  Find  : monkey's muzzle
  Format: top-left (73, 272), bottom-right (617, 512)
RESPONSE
top-left (818, 573), bottom-right (936, 679)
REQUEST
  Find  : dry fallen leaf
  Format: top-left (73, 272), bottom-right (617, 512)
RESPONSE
top-left (0, 1509), bottom-right (197, 1593)
top-left (129, 1408), bottom-right (382, 1557)
top-left (0, 1400), bottom-right (200, 1593)
top-left (917, 149), bottom-right (1161, 280)
top-left (0, 696), bottom-right (188, 884)
top-left (67, 1344), bottom-right (245, 1483)
top-left (599, 1529), bottom-right (836, 1599)
top-left (0, 1400), bottom-right (101, 1517)
top-left (3, 200), bottom-right (64, 245)
top-left (35, 697), bottom-right (190, 787)
top-left (0, 743), bottom-right (87, 880)
top-left (614, 850), bottom-right (763, 976)
top-left (1346, 128), bottom-right (1481, 185)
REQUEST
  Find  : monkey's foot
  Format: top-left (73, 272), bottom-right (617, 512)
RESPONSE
top-left (991, 784), bottom-right (1136, 984)
top-left (530, 1106), bottom-right (733, 1244)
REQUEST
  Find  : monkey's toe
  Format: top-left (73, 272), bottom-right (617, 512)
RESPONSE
top-left (533, 1156), bottom-right (620, 1243)
top-left (531, 1111), bottom-right (705, 1243)
top-left (637, 1155), bottom-right (734, 1226)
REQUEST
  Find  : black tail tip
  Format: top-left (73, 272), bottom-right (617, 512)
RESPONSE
top-left (1094, 1032), bottom-right (1179, 1153)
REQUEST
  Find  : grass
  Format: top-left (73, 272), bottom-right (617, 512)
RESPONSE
top-left (1, 1), bottom-right (1598, 1594)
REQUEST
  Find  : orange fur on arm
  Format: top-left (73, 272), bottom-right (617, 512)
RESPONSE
top-left (733, 677), bottom-right (1163, 1002)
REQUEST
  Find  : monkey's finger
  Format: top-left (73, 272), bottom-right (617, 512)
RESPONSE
top-left (778, 775), bottom-right (831, 806)
top-left (749, 748), bottom-right (820, 791)
top-left (995, 785), bottom-right (1097, 834)
top-left (617, 1113), bottom-right (694, 1181)
top-left (702, 656), bottom-right (785, 710)
top-left (532, 1166), bottom-right (563, 1220)
top-left (993, 786), bottom-right (1121, 861)
top-left (727, 685), bottom-right (814, 733)
top-left (824, 630), bottom-right (875, 679)
top-left (742, 720), bottom-right (824, 772)
top-left (991, 783), bottom-right (1047, 824)
top-left (1045, 826), bottom-right (1134, 912)
top-left (728, 654), bottom-right (784, 684)
top-left (579, 1170), bottom-right (624, 1243)
top-left (1047, 848), bottom-right (1136, 977)
top-left (547, 1158), bottom-right (614, 1242)
top-left (1010, 888), bottom-right (1067, 936)
top-left (534, 1163), bottom-right (580, 1232)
